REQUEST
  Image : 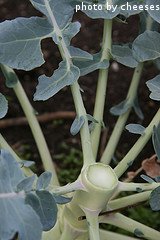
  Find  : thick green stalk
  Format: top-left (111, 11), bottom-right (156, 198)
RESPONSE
top-left (44, 0), bottom-right (94, 166)
top-left (100, 229), bottom-right (139, 240)
top-left (101, 63), bottom-right (143, 164)
top-left (91, 19), bottom-right (112, 159)
top-left (71, 83), bottom-right (95, 167)
top-left (114, 108), bottom-right (160, 178)
top-left (108, 191), bottom-right (151, 210)
top-left (100, 213), bottom-right (160, 240)
top-left (85, 211), bottom-right (100, 240)
top-left (118, 181), bottom-right (160, 192)
top-left (13, 80), bottom-right (59, 185)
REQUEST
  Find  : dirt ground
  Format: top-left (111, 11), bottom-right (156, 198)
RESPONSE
top-left (0, 0), bottom-right (159, 181)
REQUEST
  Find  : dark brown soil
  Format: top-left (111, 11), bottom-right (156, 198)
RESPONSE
top-left (0, 0), bottom-right (159, 181)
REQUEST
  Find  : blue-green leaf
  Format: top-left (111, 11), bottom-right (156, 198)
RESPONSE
top-left (0, 17), bottom-right (53, 70)
top-left (132, 31), bottom-right (160, 62)
top-left (18, 160), bottom-right (35, 168)
top-left (146, 0), bottom-right (160, 23)
top-left (70, 116), bottom-right (85, 136)
top-left (149, 186), bottom-right (160, 211)
top-left (125, 124), bottom-right (145, 135)
top-left (26, 190), bottom-right (58, 231)
top-left (30, 0), bottom-right (74, 28)
top-left (154, 58), bottom-right (160, 70)
top-left (17, 175), bottom-right (36, 192)
top-left (0, 150), bottom-right (42, 239)
top-left (34, 61), bottom-right (80, 101)
top-left (36, 171), bottom-right (52, 190)
top-left (74, 52), bottom-right (109, 76)
top-left (152, 125), bottom-right (160, 161)
top-left (0, 93), bottom-right (8, 119)
top-left (69, 46), bottom-right (93, 61)
top-left (146, 75), bottom-right (160, 101)
top-left (111, 44), bottom-right (138, 68)
top-left (110, 99), bottom-right (131, 116)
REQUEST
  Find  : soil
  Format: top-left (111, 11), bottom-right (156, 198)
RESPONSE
top-left (0, 0), bottom-right (159, 182)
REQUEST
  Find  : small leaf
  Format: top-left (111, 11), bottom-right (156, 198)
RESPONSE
top-left (0, 93), bottom-right (8, 119)
top-left (19, 160), bottom-right (35, 168)
top-left (149, 186), bottom-right (160, 211)
top-left (17, 175), bottom-right (36, 192)
top-left (36, 171), bottom-right (52, 190)
top-left (86, 114), bottom-right (98, 123)
top-left (146, 75), bottom-right (160, 101)
top-left (140, 174), bottom-right (155, 183)
top-left (73, 51), bottom-right (109, 76)
top-left (134, 228), bottom-right (144, 237)
top-left (110, 99), bottom-right (131, 116)
top-left (26, 190), bottom-right (58, 231)
top-left (125, 124), bottom-right (145, 135)
top-left (70, 116), bottom-right (85, 136)
top-left (152, 125), bottom-right (160, 161)
top-left (34, 61), bottom-right (80, 101)
top-left (111, 44), bottom-right (138, 68)
top-left (69, 46), bottom-right (93, 61)
top-left (1, 64), bottom-right (18, 88)
top-left (53, 194), bottom-right (72, 204)
top-left (132, 31), bottom-right (160, 62)
top-left (133, 96), bottom-right (144, 120)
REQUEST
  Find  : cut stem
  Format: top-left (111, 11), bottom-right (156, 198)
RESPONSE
top-left (91, 19), bottom-right (112, 159)
top-left (101, 62), bottom-right (143, 164)
top-left (114, 108), bottom-right (160, 178)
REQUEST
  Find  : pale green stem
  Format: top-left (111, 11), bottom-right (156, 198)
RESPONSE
top-left (100, 213), bottom-right (160, 240)
top-left (118, 181), bottom-right (160, 192)
top-left (52, 179), bottom-right (85, 195)
top-left (114, 108), bottom-right (160, 178)
top-left (101, 63), bottom-right (143, 164)
top-left (100, 229), bottom-right (139, 240)
top-left (13, 80), bottom-right (59, 185)
top-left (0, 133), bottom-right (33, 176)
top-left (71, 83), bottom-right (95, 167)
top-left (91, 19), bottom-right (112, 159)
top-left (108, 191), bottom-right (151, 210)
top-left (60, 222), bottom-right (75, 240)
top-left (85, 210), bottom-right (100, 240)
top-left (44, 0), bottom-right (94, 166)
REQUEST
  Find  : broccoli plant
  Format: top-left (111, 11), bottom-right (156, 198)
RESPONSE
top-left (0, 0), bottom-right (160, 239)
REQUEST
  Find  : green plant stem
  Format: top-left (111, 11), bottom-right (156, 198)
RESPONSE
top-left (13, 80), bottom-right (59, 185)
top-left (108, 191), bottom-right (151, 210)
top-left (100, 229), bottom-right (139, 240)
top-left (100, 213), bottom-right (160, 240)
top-left (118, 182), bottom-right (160, 192)
top-left (101, 62), bottom-right (143, 164)
top-left (46, 0), bottom-right (94, 166)
top-left (91, 19), bottom-right (112, 159)
top-left (71, 83), bottom-right (95, 167)
top-left (114, 108), bottom-right (160, 178)
top-left (0, 133), bottom-right (33, 176)
top-left (52, 179), bottom-right (85, 195)
top-left (85, 210), bottom-right (100, 240)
